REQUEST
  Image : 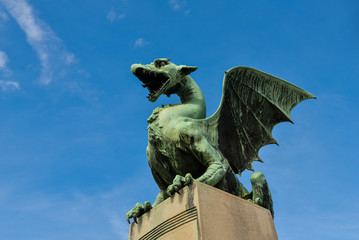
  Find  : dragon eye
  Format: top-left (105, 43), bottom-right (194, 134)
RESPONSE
top-left (154, 59), bottom-right (170, 68)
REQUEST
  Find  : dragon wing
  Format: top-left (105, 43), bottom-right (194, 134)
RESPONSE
top-left (204, 67), bottom-right (315, 174)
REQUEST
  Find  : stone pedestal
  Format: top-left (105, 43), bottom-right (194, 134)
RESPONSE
top-left (129, 181), bottom-right (278, 240)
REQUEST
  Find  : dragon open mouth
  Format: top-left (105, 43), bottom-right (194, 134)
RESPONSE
top-left (132, 67), bottom-right (170, 102)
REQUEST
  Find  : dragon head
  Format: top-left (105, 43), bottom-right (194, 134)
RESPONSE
top-left (131, 58), bottom-right (197, 102)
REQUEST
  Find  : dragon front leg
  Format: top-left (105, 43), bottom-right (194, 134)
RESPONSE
top-left (167, 129), bottom-right (227, 197)
top-left (189, 133), bottom-right (227, 186)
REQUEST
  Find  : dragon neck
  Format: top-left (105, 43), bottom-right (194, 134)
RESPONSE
top-left (175, 76), bottom-right (206, 119)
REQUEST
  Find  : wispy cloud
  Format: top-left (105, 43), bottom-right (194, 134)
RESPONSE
top-left (107, 9), bottom-right (126, 22)
top-left (109, 214), bottom-right (130, 239)
top-left (134, 38), bottom-right (149, 48)
top-left (0, 50), bottom-right (19, 91)
top-left (276, 205), bottom-right (359, 240)
top-left (169, 0), bottom-right (182, 10)
top-left (0, 176), bottom-right (155, 240)
top-left (0, 50), bottom-right (9, 71)
top-left (169, 0), bottom-right (190, 14)
top-left (0, 0), bottom-right (77, 85)
top-left (0, 80), bottom-right (19, 91)
top-left (0, 49), bottom-right (14, 76)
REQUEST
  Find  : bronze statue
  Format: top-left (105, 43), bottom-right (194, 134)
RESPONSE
top-left (126, 58), bottom-right (315, 223)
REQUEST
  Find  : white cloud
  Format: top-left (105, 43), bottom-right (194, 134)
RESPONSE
top-left (107, 9), bottom-right (126, 22)
top-left (169, 0), bottom-right (190, 14)
top-left (134, 38), bottom-right (149, 48)
top-left (65, 52), bottom-right (76, 65)
top-left (117, 13), bottom-right (126, 20)
top-left (169, 0), bottom-right (185, 10)
top-left (109, 214), bottom-right (130, 239)
top-left (107, 10), bottom-right (116, 22)
top-left (0, 50), bottom-right (12, 75)
top-left (169, 0), bottom-right (181, 10)
top-left (0, 50), bottom-right (8, 70)
top-left (0, 80), bottom-right (20, 91)
top-left (0, 0), bottom-right (77, 85)
top-left (0, 176), bottom-right (156, 240)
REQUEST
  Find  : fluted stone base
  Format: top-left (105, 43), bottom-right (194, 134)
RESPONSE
top-left (128, 181), bottom-right (278, 240)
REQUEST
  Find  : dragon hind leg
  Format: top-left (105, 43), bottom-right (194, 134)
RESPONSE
top-left (249, 172), bottom-right (274, 218)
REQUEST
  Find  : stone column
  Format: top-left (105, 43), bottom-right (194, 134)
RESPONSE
top-left (129, 181), bottom-right (278, 240)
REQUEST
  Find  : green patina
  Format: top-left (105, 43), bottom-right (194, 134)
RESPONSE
top-left (126, 58), bottom-right (315, 223)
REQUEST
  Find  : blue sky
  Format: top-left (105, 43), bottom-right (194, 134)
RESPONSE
top-left (0, 0), bottom-right (358, 239)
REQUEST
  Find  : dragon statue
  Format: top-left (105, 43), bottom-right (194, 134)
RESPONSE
top-left (126, 58), bottom-right (315, 223)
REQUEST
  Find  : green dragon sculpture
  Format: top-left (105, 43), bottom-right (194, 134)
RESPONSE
top-left (126, 58), bottom-right (315, 223)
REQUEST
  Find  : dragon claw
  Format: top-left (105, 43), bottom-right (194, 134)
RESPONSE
top-left (185, 173), bottom-right (194, 185)
top-left (143, 201), bottom-right (152, 212)
top-left (126, 201), bottom-right (153, 224)
top-left (167, 173), bottom-right (194, 197)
